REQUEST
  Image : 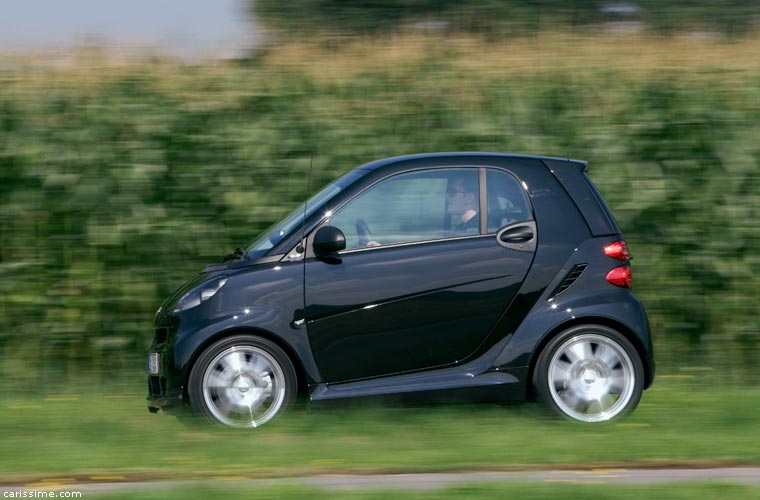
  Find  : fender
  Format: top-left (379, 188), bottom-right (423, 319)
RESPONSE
top-left (493, 287), bottom-right (653, 386)
top-left (166, 260), bottom-right (322, 388)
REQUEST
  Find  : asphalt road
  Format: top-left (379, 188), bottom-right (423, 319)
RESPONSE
top-left (2, 467), bottom-right (760, 493)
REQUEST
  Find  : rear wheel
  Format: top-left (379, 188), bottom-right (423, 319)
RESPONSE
top-left (534, 325), bottom-right (644, 422)
top-left (188, 335), bottom-right (297, 428)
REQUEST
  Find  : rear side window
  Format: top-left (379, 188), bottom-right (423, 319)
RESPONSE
top-left (486, 169), bottom-right (532, 232)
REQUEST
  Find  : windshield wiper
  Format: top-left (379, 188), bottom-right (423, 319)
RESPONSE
top-left (223, 247), bottom-right (250, 263)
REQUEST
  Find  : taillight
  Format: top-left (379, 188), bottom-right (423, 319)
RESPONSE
top-left (604, 240), bottom-right (631, 261)
top-left (606, 265), bottom-right (632, 288)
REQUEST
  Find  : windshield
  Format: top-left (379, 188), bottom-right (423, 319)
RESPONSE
top-left (246, 170), bottom-right (367, 258)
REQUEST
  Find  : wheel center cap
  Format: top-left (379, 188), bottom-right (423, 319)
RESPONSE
top-left (235, 377), bottom-right (253, 393)
top-left (583, 371), bottom-right (597, 384)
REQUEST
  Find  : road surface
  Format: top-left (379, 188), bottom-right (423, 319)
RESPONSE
top-left (2, 467), bottom-right (760, 493)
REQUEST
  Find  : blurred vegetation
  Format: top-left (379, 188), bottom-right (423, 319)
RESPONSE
top-left (252, 0), bottom-right (760, 37)
top-left (2, 379), bottom-right (759, 477)
top-left (0, 33), bottom-right (759, 390)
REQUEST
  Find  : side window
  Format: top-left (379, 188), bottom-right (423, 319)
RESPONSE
top-left (329, 168), bottom-right (480, 249)
top-left (486, 169), bottom-right (532, 232)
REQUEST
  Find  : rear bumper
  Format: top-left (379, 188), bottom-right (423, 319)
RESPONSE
top-left (644, 342), bottom-right (656, 390)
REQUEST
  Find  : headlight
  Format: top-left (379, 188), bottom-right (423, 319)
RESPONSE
top-left (173, 277), bottom-right (228, 312)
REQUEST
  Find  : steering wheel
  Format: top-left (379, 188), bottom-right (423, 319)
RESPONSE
top-left (355, 218), bottom-right (374, 247)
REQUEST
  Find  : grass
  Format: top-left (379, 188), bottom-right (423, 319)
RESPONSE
top-left (1, 377), bottom-right (758, 481)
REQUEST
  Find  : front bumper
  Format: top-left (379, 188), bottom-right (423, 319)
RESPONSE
top-left (146, 350), bottom-right (184, 413)
top-left (146, 381), bottom-right (184, 414)
top-left (146, 309), bottom-right (185, 414)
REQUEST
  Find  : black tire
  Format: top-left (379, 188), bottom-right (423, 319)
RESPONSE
top-left (187, 335), bottom-right (297, 428)
top-left (533, 325), bottom-right (644, 422)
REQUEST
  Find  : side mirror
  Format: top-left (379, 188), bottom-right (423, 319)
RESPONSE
top-left (313, 226), bottom-right (346, 258)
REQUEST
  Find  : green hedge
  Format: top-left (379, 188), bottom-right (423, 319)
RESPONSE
top-left (1, 37), bottom-right (759, 389)
top-left (252, 0), bottom-right (760, 36)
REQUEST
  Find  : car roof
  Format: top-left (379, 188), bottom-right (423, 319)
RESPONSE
top-left (355, 152), bottom-right (588, 172)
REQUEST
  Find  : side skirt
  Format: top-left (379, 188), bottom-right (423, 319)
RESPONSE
top-left (309, 366), bottom-right (528, 405)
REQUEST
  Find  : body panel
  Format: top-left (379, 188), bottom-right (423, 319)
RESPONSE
top-left (149, 260), bottom-right (321, 402)
top-left (491, 236), bottom-right (655, 388)
top-left (543, 158), bottom-right (622, 237)
top-left (305, 236), bottom-right (533, 382)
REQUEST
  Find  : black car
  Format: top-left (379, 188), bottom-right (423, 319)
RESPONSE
top-left (147, 153), bottom-right (654, 427)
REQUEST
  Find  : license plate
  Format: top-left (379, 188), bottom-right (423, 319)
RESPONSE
top-left (147, 353), bottom-right (160, 375)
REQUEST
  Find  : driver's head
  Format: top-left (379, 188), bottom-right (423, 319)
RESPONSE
top-left (446, 177), bottom-right (477, 215)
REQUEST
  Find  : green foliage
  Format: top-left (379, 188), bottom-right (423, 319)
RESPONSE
top-left (0, 36), bottom-right (758, 389)
top-left (252, 0), bottom-right (760, 36)
top-left (2, 379), bottom-right (760, 477)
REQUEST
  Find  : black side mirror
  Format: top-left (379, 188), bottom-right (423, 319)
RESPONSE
top-left (313, 226), bottom-right (346, 259)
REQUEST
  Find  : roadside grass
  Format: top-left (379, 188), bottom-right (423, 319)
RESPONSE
top-left (62, 482), bottom-right (760, 500)
top-left (1, 376), bottom-right (758, 480)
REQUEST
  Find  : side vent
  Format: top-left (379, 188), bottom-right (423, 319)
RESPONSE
top-left (548, 264), bottom-right (588, 300)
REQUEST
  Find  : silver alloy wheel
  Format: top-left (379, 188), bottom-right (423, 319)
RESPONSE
top-left (202, 345), bottom-right (287, 428)
top-left (547, 333), bottom-right (636, 422)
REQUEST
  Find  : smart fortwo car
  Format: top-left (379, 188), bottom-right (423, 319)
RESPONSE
top-left (147, 153), bottom-right (654, 427)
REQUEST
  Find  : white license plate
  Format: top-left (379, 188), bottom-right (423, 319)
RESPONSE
top-left (147, 353), bottom-right (160, 375)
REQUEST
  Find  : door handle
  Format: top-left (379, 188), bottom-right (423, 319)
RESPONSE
top-left (500, 227), bottom-right (534, 243)
top-left (496, 221), bottom-right (537, 252)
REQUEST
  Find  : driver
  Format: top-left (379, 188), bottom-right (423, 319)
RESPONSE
top-left (355, 175), bottom-right (479, 248)
top-left (446, 176), bottom-right (479, 234)
top-left (356, 218), bottom-right (381, 248)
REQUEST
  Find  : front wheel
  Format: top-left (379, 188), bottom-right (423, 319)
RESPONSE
top-left (533, 325), bottom-right (644, 422)
top-left (188, 335), bottom-right (297, 428)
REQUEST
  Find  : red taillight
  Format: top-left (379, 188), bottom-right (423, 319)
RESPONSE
top-left (604, 240), bottom-right (631, 261)
top-left (606, 265), bottom-right (632, 288)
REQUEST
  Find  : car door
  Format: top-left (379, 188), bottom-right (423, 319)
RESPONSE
top-left (304, 166), bottom-right (536, 383)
